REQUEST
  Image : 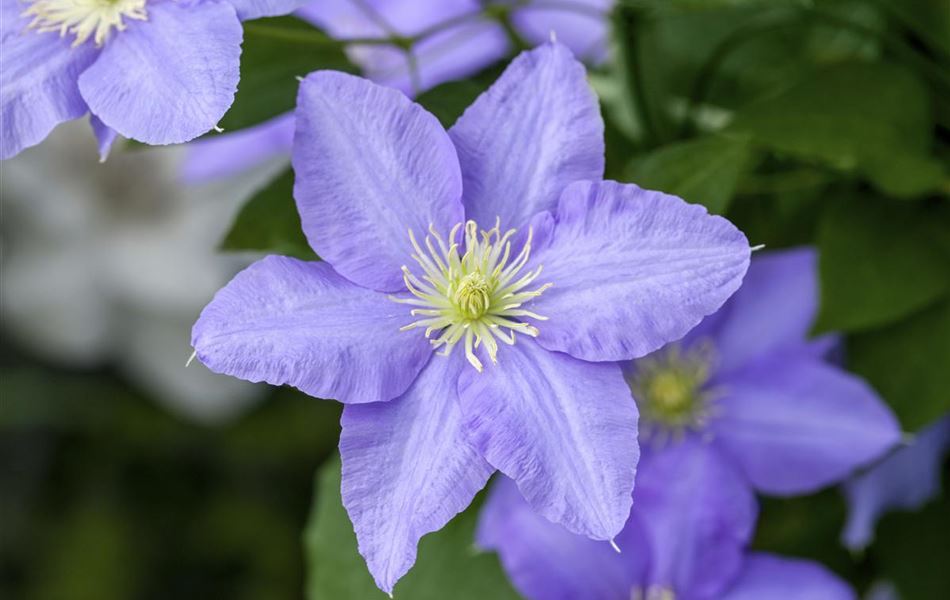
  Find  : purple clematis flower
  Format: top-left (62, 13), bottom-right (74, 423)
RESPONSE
top-left (841, 414), bottom-right (950, 551)
top-left (479, 471), bottom-right (856, 600)
top-left (181, 0), bottom-right (612, 182)
top-left (191, 42), bottom-right (750, 593)
top-left (480, 246), bottom-right (898, 599)
top-left (621, 247), bottom-right (900, 497)
top-left (0, 0), bottom-right (303, 160)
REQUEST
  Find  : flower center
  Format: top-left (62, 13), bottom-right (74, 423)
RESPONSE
top-left (23, 0), bottom-right (147, 47)
top-left (626, 342), bottom-right (717, 445)
top-left (391, 219), bottom-right (552, 372)
top-left (634, 586), bottom-right (676, 600)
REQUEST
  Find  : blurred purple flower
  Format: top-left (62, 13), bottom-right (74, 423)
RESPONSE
top-left (182, 0), bottom-right (612, 182)
top-left (841, 414), bottom-right (950, 551)
top-left (0, 0), bottom-right (303, 160)
top-left (191, 43), bottom-right (750, 593)
top-left (479, 472), bottom-right (856, 600)
top-left (625, 247), bottom-right (900, 497)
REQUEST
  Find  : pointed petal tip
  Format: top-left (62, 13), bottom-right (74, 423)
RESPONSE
top-left (609, 538), bottom-right (621, 553)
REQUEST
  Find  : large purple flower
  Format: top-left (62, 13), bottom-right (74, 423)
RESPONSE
top-left (0, 0), bottom-right (302, 160)
top-left (479, 472), bottom-right (856, 600)
top-left (191, 42), bottom-right (750, 592)
top-left (182, 0), bottom-right (612, 181)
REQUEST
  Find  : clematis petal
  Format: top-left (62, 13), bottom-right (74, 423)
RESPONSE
top-left (340, 353), bottom-right (493, 594)
top-left (528, 180), bottom-right (750, 363)
top-left (694, 248), bottom-right (822, 375)
top-left (711, 355), bottom-right (901, 495)
top-left (89, 115), bottom-right (117, 162)
top-left (181, 113), bottom-right (293, 183)
top-left (78, 1), bottom-right (241, 145)
top-left (298, 0), bottom-right (508, 96)
top-left (635, 439), bottom-right (757, 599)
top-left (457, 338), bottom-right (638, 540)
top-left (449, 42), bottom-right (604, 230)
top-left (293, 71), bottom-right (463, 292)
top-left (841, 415), bottom-right (950, 550)
top-left (721, 554), bottom-right (856, 600)
top-left (192, 256), bottom-right (431, 404)
top-left (223, 0), bottom-right (305, 21)
top-left (1, 23), bottom-right (98, 159)
top-left (512, 1), bottom-right (612, 64)
top-left (477, 475), bottom-right (647, 600)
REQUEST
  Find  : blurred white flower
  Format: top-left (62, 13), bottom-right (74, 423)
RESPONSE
top-left (1, 120), bottom-right (283, 424)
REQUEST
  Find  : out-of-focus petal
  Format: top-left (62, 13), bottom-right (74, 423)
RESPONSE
top-left (712, 355), bottom-right (901, 495)
top-left (78, 1), bottom-right (241, 145)
top-left (298, 0), bottom-right (508, 96)
top-left (513, 0), bottom-right (613, 64)
top-left (477, 476), bottom-right (646, 600)
top-left (721, 554), bottom-right (856, 600)
top-left (635, 439), bottom-right (757, 599)
top-left (293, 71), bottom-right (463, 292)
top-left (192, 257), bottom-right (432, 404)
top-left (181, 113), bottom-right (293, 183)
top-left (458, 338), bottom-right (638, 541)
top-left (1, 23), bottom-right (98, 159)
top-left (528, 180), bottom-right (750, 362)
top-left (692, 248), bottom-right (821, 375)
top-left (340, 353), bottom-right (493, 594)
top-left (449, 42), bottom-right (604, 230)
top-left (842, 415), bottom-right (950, 550)
top-left (224, 0), bottom-right (305, 20)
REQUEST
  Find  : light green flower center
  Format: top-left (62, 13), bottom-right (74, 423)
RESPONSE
top-left (627, 342), bottom-right (717, 444)
top-left (633, 586), bottom-right (676, 600)
top-left (23, 0), bottom-right (147, 47)
top-left (391, 219), bottom-right (552, 372)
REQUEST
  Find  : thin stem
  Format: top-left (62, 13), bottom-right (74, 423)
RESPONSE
top-left (613, 5), bottom-right (660, 147)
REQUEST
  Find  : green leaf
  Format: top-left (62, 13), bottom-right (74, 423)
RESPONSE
top-left (814, 195), bottom-right (950, 333)
top-left (751, 490), bottom-right (860, 585)
top-left (220, 169), bottom-right (317, 260)
top-left (304, 457), bottom-right (519, 600)
top-left (874, 481), bottom-right (950, 600)
top-left (728, 62), bottom-right (946, 198)
top-left (415, 80), bottom-right (485, 129)
top-left (219, 17), bottom-right (355, 131)
top-left (625, 134), bottom-right (754, 213)
top-left (848, 298), bottom-right (950, 431)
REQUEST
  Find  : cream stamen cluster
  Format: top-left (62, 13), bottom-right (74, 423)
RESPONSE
top-left (23, 0), bottom-right (147, 47)
top-left (391, 219), bottom-right (552, 372)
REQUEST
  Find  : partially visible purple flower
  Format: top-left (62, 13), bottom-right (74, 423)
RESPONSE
top-left (480, 246), bottom-right (897, 599)
top-left (0, 0), bottom-right (304, 160)
top-left (182, 0), bottom-right (612, 182)
top-left (625, 247), bottom-right (900, 497)
top-left (191, 43), bottom-right (751, 592)
top-left (841, 414), bottom-right (950, 551)
top-left (479, 471), bottom-right (856, 600)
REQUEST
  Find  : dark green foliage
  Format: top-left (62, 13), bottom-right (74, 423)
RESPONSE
top-left (304, 460), bottom-right (519, 600)
top-left (220, 168), bottom-right (317, 260)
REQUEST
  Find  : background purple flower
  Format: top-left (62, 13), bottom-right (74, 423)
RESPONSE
top-left (841, 414), bottom-right (950, 551)
top-left (181, 0), bottom-right (612, 182)
top-left (190, 42), bottom-right (750, 593)
top-left (479, 472), bottom-right (856, 600)
top-left (623, 247), bottom-right (900, 498)
top-left (0, 0), bottom-right (304, 160)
